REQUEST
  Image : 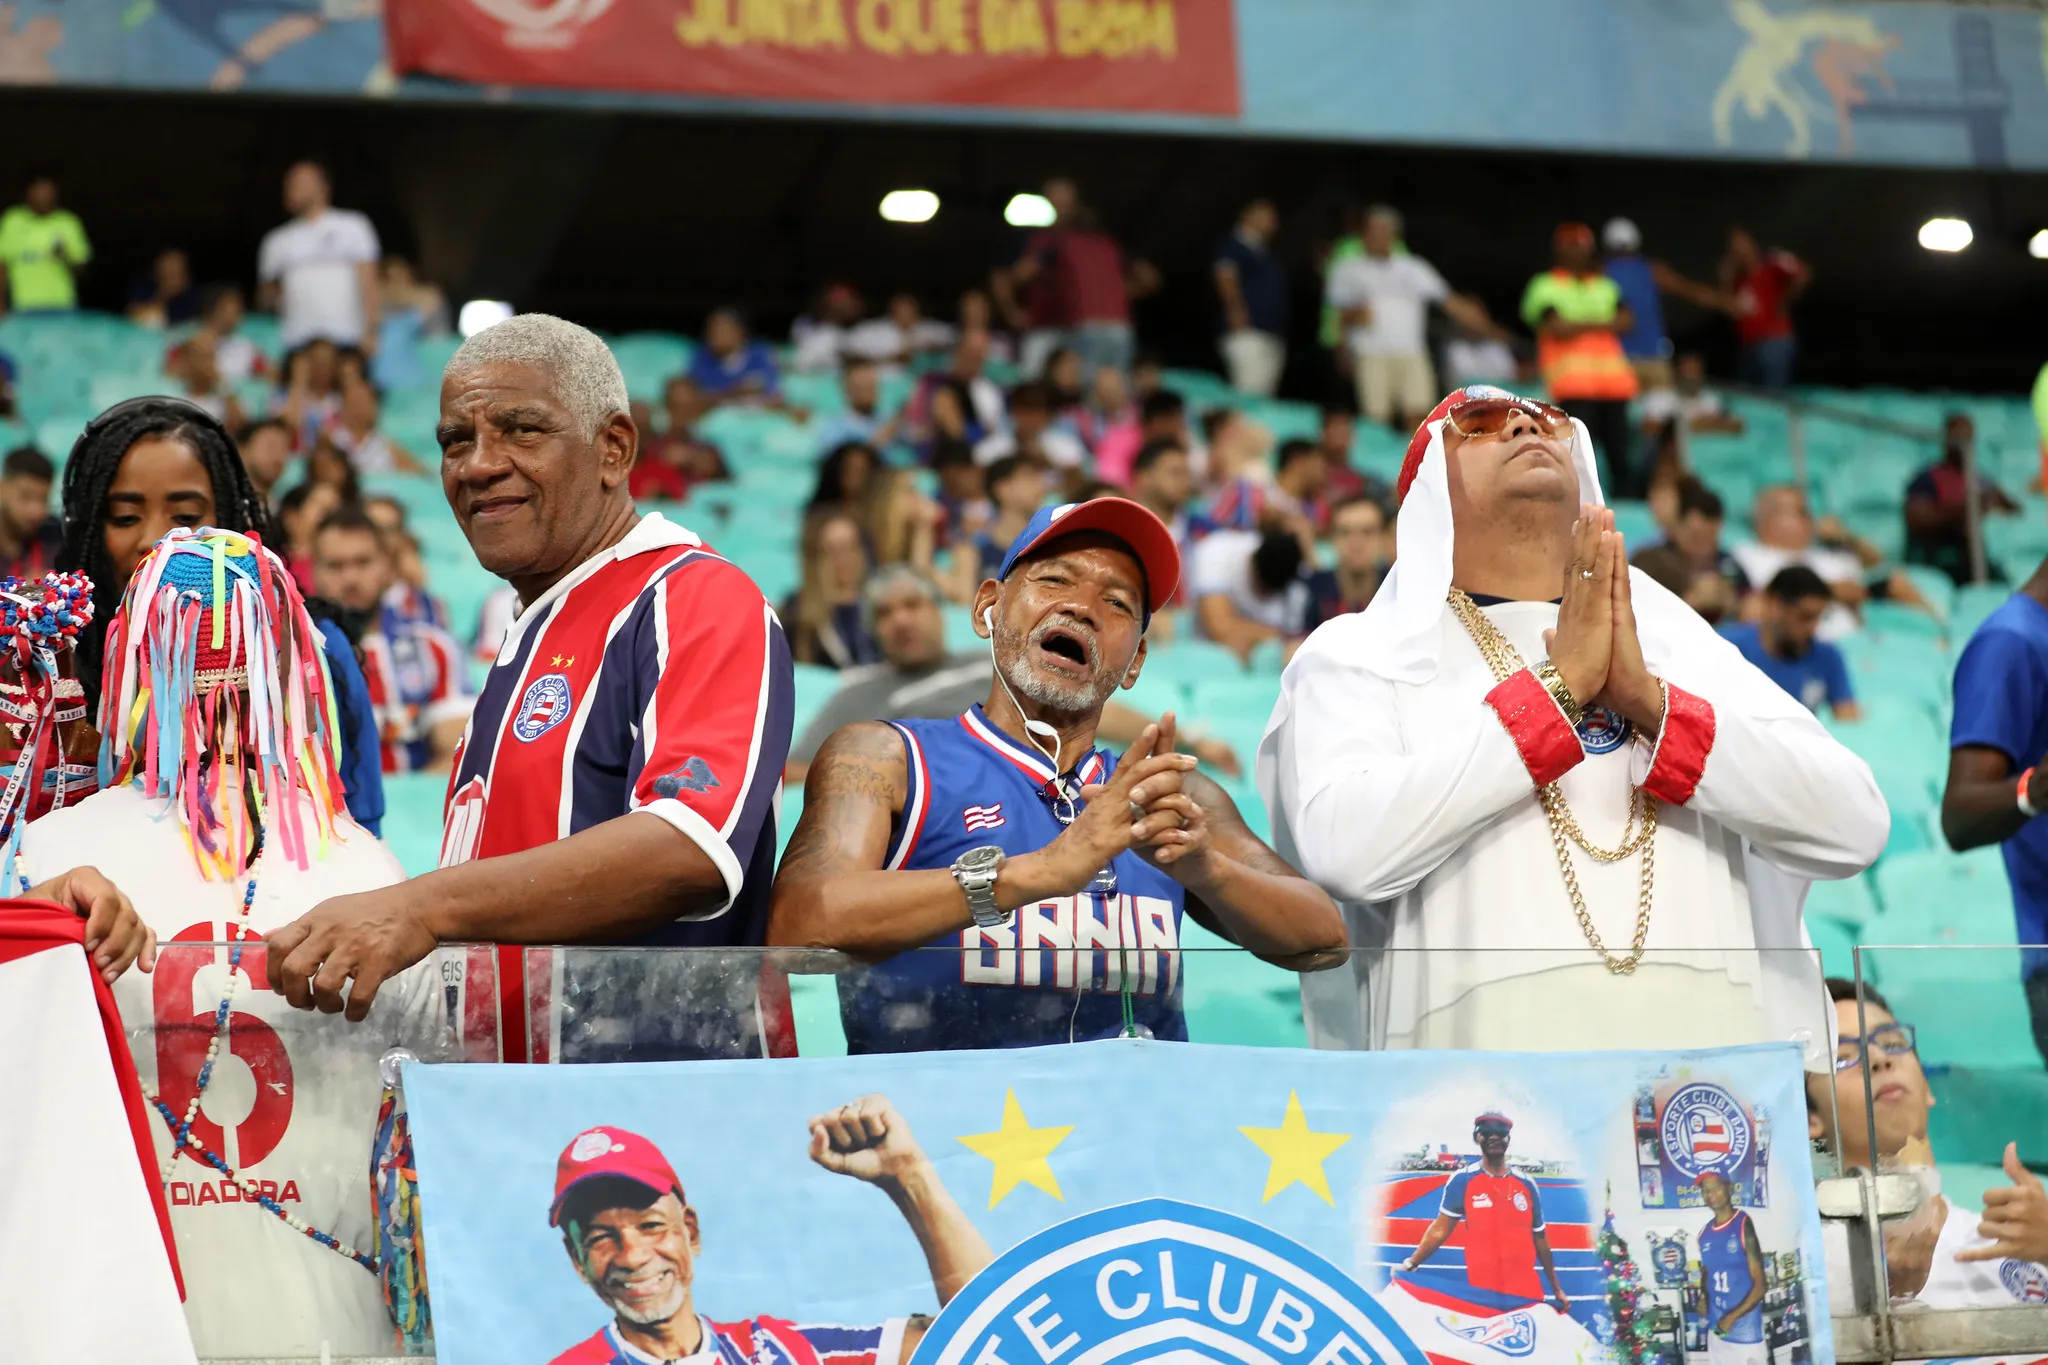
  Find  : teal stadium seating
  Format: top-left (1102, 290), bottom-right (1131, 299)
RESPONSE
top-left (6, 312), bottom-right (2043, 1065)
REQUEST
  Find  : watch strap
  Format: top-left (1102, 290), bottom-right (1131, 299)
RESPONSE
top-left (1533, 661), bottom-right (1584, 728)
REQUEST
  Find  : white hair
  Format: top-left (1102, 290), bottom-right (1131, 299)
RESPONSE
top-left (446, 313), bottom-right (629, 437)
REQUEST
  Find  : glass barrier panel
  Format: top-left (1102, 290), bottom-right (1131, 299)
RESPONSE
top-left (1847, 945), bottom-right (2048, 1361)
top-left (116, 940), bottom-right (497, 1361)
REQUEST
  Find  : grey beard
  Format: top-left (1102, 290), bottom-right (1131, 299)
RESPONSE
top-left (601, 1274), bottom-right (689, 1327)
top-left (995, 619), bottom-right (1118, 714)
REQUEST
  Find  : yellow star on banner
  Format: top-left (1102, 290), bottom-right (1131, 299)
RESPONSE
top-left (957, 1089), bottom-right (1074, 1209)
top-left (1239, 1090), bottom-right (1352, 1204)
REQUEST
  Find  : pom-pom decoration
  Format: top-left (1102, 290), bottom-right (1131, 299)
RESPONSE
top-left (0, 570), bottom-right (99, 880)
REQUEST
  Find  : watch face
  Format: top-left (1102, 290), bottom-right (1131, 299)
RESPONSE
top-left (957, 845), bottom-right (1004, 874)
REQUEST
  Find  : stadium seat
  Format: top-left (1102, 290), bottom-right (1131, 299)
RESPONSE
top-left (381, 773), bottom-right (450, 877)
top-left (1870, 848), bottom-right (2015, 944)
top-left (1898, 566), bottom-right (1955, 623)
top-left (1138, 636), bottom-right (1249, 686)
top-left (1805, 873), bottom-right (1878, 930)
top-left (1861, 601), bottom-right (1945, 641)
top-left (1882, 970), bottom-right (2042, 1071)
top-left (1951, 584), bottom-right (2010, 641)
top-left (790, 664), bottom-right (841, 749)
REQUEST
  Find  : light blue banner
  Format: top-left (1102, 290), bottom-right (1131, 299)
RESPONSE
top-left (1, 0), bottom-right (2043, 168)
top-left (403, 1038), bottom-right (1830, 1365)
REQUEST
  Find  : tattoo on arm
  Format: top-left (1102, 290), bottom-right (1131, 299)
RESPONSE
top-left (775, 723), bottom-right (907, 882)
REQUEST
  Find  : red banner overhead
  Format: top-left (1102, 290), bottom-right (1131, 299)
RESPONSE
top-left (385, 0), bottom-right (1240, 116)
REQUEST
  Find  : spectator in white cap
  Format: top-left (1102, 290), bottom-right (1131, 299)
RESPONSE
top-left (1601, 218), bottom-right (1670, 392)
top-left (1257, 385), bottom-right (1887, 1054)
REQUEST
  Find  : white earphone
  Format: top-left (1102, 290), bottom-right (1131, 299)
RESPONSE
top-left (984, 603), bottom-right (1062, 755)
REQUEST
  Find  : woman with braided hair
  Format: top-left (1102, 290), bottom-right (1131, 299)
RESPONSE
top-left (56, 396), bottom-right (386, 834)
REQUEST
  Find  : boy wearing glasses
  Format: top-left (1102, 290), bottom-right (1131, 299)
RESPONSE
top-left (1807, 979), bottom-right (2048, 1306)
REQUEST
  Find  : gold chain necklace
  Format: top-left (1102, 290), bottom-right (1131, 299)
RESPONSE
top-left (1447, 588), bottom-right (1656, 974)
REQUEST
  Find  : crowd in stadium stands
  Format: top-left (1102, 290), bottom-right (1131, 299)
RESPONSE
top-left (2, 159), bottom-right (2047, 1068)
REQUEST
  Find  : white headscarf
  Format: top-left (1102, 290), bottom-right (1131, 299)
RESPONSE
top-left (1266, 387), bottom-right (1815, 721)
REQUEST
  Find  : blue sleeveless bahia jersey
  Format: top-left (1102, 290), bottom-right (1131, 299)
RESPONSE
top-left (1699, 1210), bottom-right (1764, 1343)
top-left (839, 704), bottom-right (1187, 1053)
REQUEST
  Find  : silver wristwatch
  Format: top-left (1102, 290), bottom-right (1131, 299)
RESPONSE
top-left (951, 845), bottom-right (1008, 928)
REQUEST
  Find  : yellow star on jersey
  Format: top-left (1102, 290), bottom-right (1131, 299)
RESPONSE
top-left (957, 1089), bottom-right (1074, 1209)
top-left (1239, 1090), bottom-right (1352, 1204)
top-left (549, 654), bottom-right (575, 668)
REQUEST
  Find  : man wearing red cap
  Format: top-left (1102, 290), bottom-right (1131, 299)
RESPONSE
top-left (1399, 1110), bottom-right (1567, 1314)
top-left (546, 1097), bottom-right (990, 1365)
top-left (1258, 388), bottom-right (1886, 1054)
top-left (771, 497), bottom-right (1344, 1052)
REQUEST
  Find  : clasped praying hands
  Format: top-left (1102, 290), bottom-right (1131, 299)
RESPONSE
top-left (1541, 504), bottom-right (1667, 738)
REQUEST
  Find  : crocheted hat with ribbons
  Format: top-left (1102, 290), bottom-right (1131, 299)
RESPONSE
top-left (99, 528), bottom-right (343, 880)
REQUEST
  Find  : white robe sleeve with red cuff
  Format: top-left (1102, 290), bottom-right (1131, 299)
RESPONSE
top-left (1483, 667), bottom-right (1586, 787)
top-left (1261, 648), bottom-right (1577, 905)
top-left (1641, 600), bottom-right (1889, 881)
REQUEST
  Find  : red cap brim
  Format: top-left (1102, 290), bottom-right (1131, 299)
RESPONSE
top-left (1010, 498), bottom-right (1182, 616)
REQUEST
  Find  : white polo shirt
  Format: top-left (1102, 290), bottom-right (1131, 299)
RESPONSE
top-left (257, 209), bottom-right (380, 348)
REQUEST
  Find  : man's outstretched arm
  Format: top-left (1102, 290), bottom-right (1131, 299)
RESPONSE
top-left (267, 812), bottom-right (731, 1019)
top-left (809, 1095), bottom-right (993, 1304)
top-left (1534, 1230), bottom-right (1570, 1311)
top-left (1401, 1213), bottom-right (1459, 1271)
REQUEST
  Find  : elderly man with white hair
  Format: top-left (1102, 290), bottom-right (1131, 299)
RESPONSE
top-left (265, 314), bottom-right (796, 1060)
top-left (1257, 386), bottom-right (1887, 1056)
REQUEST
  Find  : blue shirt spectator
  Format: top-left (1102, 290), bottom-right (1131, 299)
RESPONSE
top-left (1602, 218), bottom-right (1669, 363)
top-left (686, 307), bottom-right (783, 400)
top-left (1723, 622), bottom-right (1852, 716)
top-left (1948, 590), bottom-right (2048, 993)
top-left (1720, 566), bottom-right (1859, 720)
top-left (1211, 206), bottom-right (1288, 335)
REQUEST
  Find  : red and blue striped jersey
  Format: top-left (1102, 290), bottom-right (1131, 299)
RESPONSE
top-left (438, 513), bottom-right (795, 1063)
top-left (550, 1314), bottom-right (903, 1365)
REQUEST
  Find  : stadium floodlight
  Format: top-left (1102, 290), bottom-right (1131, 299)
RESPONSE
top-left (458, 299), bottom-right (515, 337)
top-left (1917, 217), bottom-right (1973, 253)
top-left (880, 189), bottom-right (940, 224)
top-left (1005, 193), bottom-right (1057, 228)
top-left (2030, 229), bottom-right (2048, 260)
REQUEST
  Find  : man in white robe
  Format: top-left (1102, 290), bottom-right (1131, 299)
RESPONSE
top-left (1257, 386), bottom-right (1887, 1056)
